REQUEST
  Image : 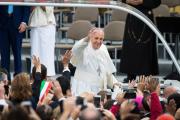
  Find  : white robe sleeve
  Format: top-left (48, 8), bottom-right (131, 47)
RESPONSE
top-left (101, 44), bottom-right (116, 74)
top-left (107, 73), bottom-right (119, 89)
top-left (45, 6), bottom-right (56, 25)
top-left (71, 37), bottom-right (88, 66)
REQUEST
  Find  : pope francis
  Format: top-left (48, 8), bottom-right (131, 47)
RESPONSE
top-left (71, 28), bottom-right (119, 95)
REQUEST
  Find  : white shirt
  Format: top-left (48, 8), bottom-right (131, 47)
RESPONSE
top-left (28, 6), bottom-right (56, 27)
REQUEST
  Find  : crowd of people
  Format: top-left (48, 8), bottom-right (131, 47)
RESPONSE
top-left (0, 28), bottom-right (180, 120)
top-left (0, 52), bottom-right (180, 120)
top-left (0, 1), bottom-right (180, 120)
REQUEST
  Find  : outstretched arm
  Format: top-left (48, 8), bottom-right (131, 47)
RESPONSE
top-left (62, 50), bottom-right (72, 80)
top-left (31, 55), bottom-right (42, 106)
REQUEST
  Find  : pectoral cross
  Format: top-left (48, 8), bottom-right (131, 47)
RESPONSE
top-left (97, 66), bottom-right (101, 76)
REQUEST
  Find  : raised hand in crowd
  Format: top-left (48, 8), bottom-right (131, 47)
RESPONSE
top-left (60, 97), bottom-right (76, 120)
top-left (175, 108), bottom-right (180, 120)
top-left (40, 80), bottom-right (64, 106)
top-left (147, 77), bottom-right (162, 120)
top-left (102, 109), bottom-right (116, 120)
top-left (135, 75), bottom-right (148, 97)
top-left (32, 55), bottom-right (41, 72)
top-left (128, 80), bottom-right (136, 89)
top-left (137, 75), bottom-right (147, 92)
top-left (166, 99), bottom-right (177, 116)
top-left (116, 92), bottom-right (125, 104)
top-left (146, 77), bottom-right (160, 94)
top-left (52, 80), bottom-right (64, 100)
top-left (70, 105), bottom-right (81, 120)
top-left (120, 100), bottom-right (136, 120)
top-left (40, 88), bottom-right (54, 106)
top-left (61, 50), bottom-right (72, 68)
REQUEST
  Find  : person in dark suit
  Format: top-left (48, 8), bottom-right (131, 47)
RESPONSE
top-left (120, 0), bottom-right (161, 82)
top-left (0, 5), bottom-right (30, 80)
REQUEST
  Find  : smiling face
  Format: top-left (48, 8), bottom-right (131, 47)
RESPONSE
top-left (89, 29), bottom-right (104, 49)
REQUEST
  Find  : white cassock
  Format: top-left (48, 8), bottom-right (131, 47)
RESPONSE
top-left (29, 7), bottom-right (56, 76)
top-left (71, 37), bottom-right (118, 96)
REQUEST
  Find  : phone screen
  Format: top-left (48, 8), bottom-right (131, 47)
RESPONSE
top-left (106, 93), bottom-right (112, 100)
top-left (0, 105), bottom-right (4, 112)
top-left (94, 96), bottom-right (101, 108)
top-left (124, 92), bottom-right (136, 99)
top-left (124, 89), bottom-right (136, 99)
top-left (76, 96), bottom-right (85, 106)
top-left (76, 96), bottom-right (87, 111)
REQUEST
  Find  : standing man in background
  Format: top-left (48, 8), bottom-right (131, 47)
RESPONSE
top-left (120, 0), bottom-right (161, 82)
top-left (0, 5), bottom-right (30, 80)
